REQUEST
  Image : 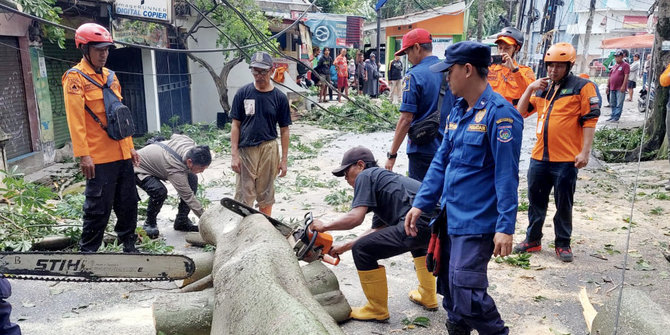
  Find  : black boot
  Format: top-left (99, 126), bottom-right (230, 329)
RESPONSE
top-left (174, 200), bottom-right (198, 232)
top-left (121, 234), bottom-right (139, 253)
top-left (143, 198), bottom-right (161, 239)
top-left (446, 321), bottom-right (472, 335)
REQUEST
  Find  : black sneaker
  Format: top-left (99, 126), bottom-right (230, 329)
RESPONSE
top-left (555, 246), bottom-right (573, 262)
top-left (513, 240), bottom-right (542, 253)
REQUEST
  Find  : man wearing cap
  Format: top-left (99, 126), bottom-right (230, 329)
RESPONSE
top-left (406, 41), bottom-right (523, 335)
top-left (606, 49), bottom-right (629, 122)
top-left (385, 28), bottom-right (455, 182)
top-left (488, 27), bottom-right (536, 107)
top-left (62, 23), bottom-right (141, 253)
top-left (230, 51), bottom-right (292, 216)
top-left (312, 146), bottom-right (439, 322)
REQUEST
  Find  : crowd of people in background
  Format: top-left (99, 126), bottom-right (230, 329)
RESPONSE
top-left (303, 46), bottom-right (403, 101)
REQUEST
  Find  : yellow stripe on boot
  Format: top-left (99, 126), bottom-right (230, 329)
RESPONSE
top-left (408, 256), bottom-right (439, 311)
top-left (350, 266), bottom-right (390, 322)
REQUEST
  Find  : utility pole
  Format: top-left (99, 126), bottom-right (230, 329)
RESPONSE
top-left (507, 0), bottom-right (516, 26)
top-left (537, 0), bottom-right (561, 77)
top-left (477, 0), bottom-right (485, 40)
top-left (579, 0), bottom-right (597, 74)
top-left (376, 8), bottom-right (381, 64)
top-left (517, 0), bottom-right (526, 29)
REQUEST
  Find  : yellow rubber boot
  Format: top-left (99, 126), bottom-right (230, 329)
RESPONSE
top-left (350, 266), bottom-right (390, 322)
top-left (408, 256), bottom-right (439, 311)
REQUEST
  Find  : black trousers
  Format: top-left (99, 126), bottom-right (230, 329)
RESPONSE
top-left (526, 160), bottom-right (578, 248)
top-left (80, 159), bottom-right (139, 252)
top-left (351, 216), bottom-right (431, 271)
top-left (136, 173), bottom-right (198, 219)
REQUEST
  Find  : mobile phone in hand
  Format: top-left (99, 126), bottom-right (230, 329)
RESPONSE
top-left (491, 55), bottom-right (504, 65)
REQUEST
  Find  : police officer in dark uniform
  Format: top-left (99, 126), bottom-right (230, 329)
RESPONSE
top-left (385, 28), bottom-right (455, 182)
top-left (406, 41), bottom-right (523, 335)
top-left (1, 278), bottom-right (21, 335)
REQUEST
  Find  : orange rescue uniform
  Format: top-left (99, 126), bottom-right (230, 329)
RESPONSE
top-left (660, 62), bottom-right (670, 87)
top-left (62, 59), bottom-right (134, 164)
top-left (488, 61), bottom-right (536, 106)
top-left (524, 74), bottom-right (601, 162)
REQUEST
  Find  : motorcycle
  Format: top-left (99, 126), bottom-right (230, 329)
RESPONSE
top-left (638, 84), bottom-right (655, 113)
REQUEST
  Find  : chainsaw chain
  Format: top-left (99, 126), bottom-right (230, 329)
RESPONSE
top-left (1, 252), bottom-right (186, 283)
top-left (1, 274), bottom-right (172, 283)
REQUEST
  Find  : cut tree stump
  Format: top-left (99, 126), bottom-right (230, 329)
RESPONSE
top-left (199, 202), bottom-right (344, 335)
top-left (176, 252), bottom-right (214, 288)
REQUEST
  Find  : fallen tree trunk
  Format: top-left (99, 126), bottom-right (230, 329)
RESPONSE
top-left (302, 261), bottom-right (351, 323)
top-left (199, 203), bottom-right (344, 335)
top-left (153, 288), bottom-right (214, 335)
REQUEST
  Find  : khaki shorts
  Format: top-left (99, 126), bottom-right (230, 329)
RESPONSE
top-left (234, 140), bottom-right (280, 207)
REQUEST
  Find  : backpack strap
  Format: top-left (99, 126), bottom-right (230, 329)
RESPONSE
top-left (106, 70), bottom-right (115, 88)
top-left (154, 142), bottom-right (185, 165)
top-left (66, 68), bottom-right (108, 130)
top-left (66, 68), bottom-right (105, 89)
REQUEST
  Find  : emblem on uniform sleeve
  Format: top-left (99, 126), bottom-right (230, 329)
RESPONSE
top-left (66, 77), bottom-right (82, 95)
top-left (497, 126), bottom-right (513, 143)
top-left (589, 97), bottom-right (600, 105)
top-left (474, 109), bottom-right (486, 123)
top-left (402, 75), bottom-right (411, 92)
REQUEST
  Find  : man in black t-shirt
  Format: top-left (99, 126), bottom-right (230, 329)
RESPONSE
top-left (230, 51), bottom-right (292, 216)
top-left (312, 146), bottom-right (438, 322)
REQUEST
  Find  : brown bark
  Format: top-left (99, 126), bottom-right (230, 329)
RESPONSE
top-left (625, 1), bottom-right (669, 162)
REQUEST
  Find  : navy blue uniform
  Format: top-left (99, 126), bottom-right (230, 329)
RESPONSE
top-left (0, 278), bottom-right (21, 335)
top-left (413, 85), bottom-right (523, 334)
top-left (400, 55), bottom-right (455, 181)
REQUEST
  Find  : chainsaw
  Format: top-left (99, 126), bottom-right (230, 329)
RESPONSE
top-left (220, 197), bottom-right (340, 265)
top-left (0, 252), bottom-right (195, 282)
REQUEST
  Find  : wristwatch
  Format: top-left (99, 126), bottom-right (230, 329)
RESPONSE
top-left (387, 152), bottom-right (398, 159)
top-left (512, 67), bottom-right (520, 73)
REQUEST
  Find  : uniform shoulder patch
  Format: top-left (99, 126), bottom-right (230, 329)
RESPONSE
top-left (496, 117), bottom-right (514, 124)
top-left (65, 76), bottom-right (83, 95)
top-left (402, 75), bottom-right (411, 92)
top-left (589, 96), bottom-right (600, 105)
top-left (497, 125), bottom-right (513, 143)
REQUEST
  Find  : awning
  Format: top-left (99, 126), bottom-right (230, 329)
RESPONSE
top-left (600, 34), bottom-right (654, 49)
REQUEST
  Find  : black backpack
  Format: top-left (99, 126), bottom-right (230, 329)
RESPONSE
top-left (66, 68), bottom-right (136, 140)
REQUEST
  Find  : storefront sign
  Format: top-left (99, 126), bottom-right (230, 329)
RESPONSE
top-left (115, 0), bottom-right (172, 23)
top-left (112, 18), bottom-right (168, 48)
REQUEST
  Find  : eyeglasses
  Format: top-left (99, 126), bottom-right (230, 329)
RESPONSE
top-left (251, 69), bottom-right (270, 75)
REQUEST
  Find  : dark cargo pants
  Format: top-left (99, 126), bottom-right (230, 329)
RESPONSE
top-left (80, 159), bottom-right (139, 252)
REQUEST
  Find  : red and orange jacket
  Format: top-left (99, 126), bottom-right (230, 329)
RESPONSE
top-left (488, 61), bottom-right (536, 106)
top-left (523, 74), bottom-right (600, 162)
top-left (62, 59), bottom-right (134, 164)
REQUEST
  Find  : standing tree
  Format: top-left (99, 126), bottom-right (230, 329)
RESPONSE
top-left (178, 0), bottom-right (275, 112)
top-left (625, 1), bottom-right (669, 162)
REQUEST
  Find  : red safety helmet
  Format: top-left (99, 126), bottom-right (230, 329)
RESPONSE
top-left (75, 23), bottom-right (114, 49)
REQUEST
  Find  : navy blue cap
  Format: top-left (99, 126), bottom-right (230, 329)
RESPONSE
top-left (430, 41), bottom-right (492, 73)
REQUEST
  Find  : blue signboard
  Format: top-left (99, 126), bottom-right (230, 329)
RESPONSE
top-left (300, 13), bottom-right (350, 49)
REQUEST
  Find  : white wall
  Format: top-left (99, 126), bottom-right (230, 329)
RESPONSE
top-left (185, 27), bottom-right (228, 123)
